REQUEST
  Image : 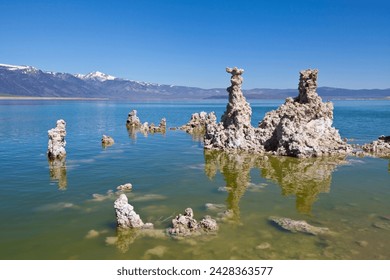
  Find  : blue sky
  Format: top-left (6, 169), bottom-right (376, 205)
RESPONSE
top-left (0, 0), bottom-right (389, 89)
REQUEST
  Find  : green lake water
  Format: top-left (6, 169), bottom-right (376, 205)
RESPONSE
top-left (0, 99), bottom-right (389, 259)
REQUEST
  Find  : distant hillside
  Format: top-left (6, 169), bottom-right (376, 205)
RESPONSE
top-left (1, 63), bottom-right (389, 100)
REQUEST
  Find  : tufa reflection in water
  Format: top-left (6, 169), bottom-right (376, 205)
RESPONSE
top-left (106, 228), bottom-right (167, 253)
top-left (259, 156), bottom-right (348, 213)
top-left (48, 157), bottom-right (67, 190)
top-left (204, 150), bottom-right (348, 216)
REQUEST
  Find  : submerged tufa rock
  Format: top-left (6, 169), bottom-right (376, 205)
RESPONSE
top-left (114, 194), bottom-right (153, 229)
top-left (269, 216), bottom-right (331, 235)
top-left (47, 119), bottom-right (67, 160)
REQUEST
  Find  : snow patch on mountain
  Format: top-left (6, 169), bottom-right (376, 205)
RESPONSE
top-left (0, 63), bottom-right (38, 74)
top-left (76, 71), bottom-right (116, 81)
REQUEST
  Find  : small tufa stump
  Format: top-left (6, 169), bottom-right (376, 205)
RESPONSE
top-left (101, 135), bottom-right (115, 146)
top-left (116, 183), bottom-right (133, 191)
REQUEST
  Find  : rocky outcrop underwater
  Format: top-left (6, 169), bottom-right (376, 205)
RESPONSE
top-left (204, 67), bottom-right (352, 158)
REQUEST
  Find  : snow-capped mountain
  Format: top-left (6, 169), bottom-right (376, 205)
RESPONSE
top-left (1, 63), bottom-right (389, 100)
top-left (0, 63), bottom-right (223, 99)
top-left (0, 63), bottom-right (39, 74)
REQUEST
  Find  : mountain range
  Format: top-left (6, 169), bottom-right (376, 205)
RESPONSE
top-left (1, 63), bottom-right (389, 100)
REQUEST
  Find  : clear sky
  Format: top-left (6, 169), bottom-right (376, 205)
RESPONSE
top-left (0, 0), bottom-right (389, 89)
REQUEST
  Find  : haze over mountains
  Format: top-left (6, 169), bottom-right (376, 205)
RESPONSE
top-left (0, 63), bottom-right (389, 100)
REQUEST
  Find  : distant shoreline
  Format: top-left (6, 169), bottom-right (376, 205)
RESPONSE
top-left (0, 95), bottom-right (389, 101)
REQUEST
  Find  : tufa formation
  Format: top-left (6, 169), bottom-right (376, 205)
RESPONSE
top-left (204, 67), bottom-right (351, 158)
top-left (47, 119), bottom-right (67, 160)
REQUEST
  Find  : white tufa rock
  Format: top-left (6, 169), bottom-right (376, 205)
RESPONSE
top-left (126, 110), bottom-right (142, 128)
top-left (114, 194), bottom-right (153, 229)
top-left (47, 119), bottom-right (67, 160)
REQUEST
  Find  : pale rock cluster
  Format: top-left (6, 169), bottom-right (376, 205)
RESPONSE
top-left (47, 119), bottom-right (67, 160)
top-left (180, 111), bottom-right (217, 134)
top-left (144, 118), bottom-right (167, 134)
top-left (362, 135), bottom-right (390, 157)
top-left (126, 109), bottom-right (166, 135)
top-left (167, 208), bottom-right (218, 237)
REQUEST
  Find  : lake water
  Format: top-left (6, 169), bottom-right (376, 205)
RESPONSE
top-left (0, 99), bottom-right (389, 260)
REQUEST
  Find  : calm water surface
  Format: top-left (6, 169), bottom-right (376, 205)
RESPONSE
top-left (0, 99), bottom-right (389, 259)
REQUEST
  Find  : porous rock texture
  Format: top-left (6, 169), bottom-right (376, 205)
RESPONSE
top-left (47, 119), bottom-right (67, 160)
top-left (167, 208), bottom-right (218, 237)
top-left (204, 67), bottom-right (351, 158)
top-left (362, 136), bottom-right (390, 158)
top-left (114, 194), bottom-right (153, 229)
